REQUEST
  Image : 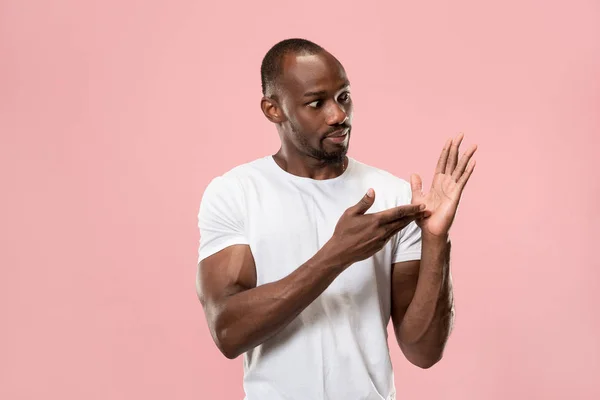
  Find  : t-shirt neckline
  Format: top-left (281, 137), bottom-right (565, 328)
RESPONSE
top-left (266, 155), bottom-right (355, 184)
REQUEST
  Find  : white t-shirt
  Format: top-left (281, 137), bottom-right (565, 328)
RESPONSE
top-left (197, 155), bottom-right (422, 400)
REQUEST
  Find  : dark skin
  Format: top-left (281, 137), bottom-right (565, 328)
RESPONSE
top-left (196, 51), bottom-right (477, 368)
top-left (261, 51), bottom-right (353, 179)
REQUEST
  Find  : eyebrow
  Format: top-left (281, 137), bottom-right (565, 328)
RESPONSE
top-left (303, 82), bottom-right (350, 98)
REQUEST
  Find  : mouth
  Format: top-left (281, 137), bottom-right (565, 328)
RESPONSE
top-left (325, 128), bottom-right (349, 138)
top-left (324, 128), bottom-right (349, 144)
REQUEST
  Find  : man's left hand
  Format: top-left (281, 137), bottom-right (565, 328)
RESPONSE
top-left (410, 133), bottom-right (477, 239)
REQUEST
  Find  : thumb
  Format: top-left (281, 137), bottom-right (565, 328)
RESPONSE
top-left (410, 174), bottom-right (423, 200)
top-left (353, 188), bottom-right (375, 215)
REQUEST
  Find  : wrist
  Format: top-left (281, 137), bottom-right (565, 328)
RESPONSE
top-left (420, 232), bottom-right (451, 274)
top-left (318, 240), bottom-right (351, 273)
top-left (422, 232), bottom-right (450, 247)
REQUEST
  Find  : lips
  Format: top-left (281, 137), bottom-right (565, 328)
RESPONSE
top-left (324, 128), bottom-right (349, 144)
top-left (325, 128), bottom-right (349, 138)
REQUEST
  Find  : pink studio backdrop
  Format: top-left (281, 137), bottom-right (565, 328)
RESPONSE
top-left (1, 1), bottom-right (599, 399)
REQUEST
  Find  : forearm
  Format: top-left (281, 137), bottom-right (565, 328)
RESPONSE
top-left (209, 245), bottom-right (347, 359)
top-left (396, 235), bottom-right (454, 367)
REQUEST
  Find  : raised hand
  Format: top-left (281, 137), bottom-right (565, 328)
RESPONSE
top-left (410, 133), bottom-right (477, 238)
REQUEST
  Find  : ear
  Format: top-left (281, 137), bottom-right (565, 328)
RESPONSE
top-left (260, 97), bottom-right (285, 123)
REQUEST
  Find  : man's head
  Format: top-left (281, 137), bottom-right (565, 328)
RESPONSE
top-left (260, 38), bottom-right (353, 165)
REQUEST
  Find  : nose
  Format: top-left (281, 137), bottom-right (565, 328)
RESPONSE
top-left (326, 102), bottom-right (348, 126)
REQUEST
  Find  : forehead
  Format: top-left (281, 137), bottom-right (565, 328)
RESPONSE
top-left (278, 52), bottom-right (349, 96)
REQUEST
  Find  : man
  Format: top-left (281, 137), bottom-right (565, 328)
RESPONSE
top-left (196, 38), bottom-right (477, 399)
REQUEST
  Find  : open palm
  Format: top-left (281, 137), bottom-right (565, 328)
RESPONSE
top-left (411, 133), bottom-right (477, 238)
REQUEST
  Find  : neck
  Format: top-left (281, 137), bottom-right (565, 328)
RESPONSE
top-left (272, 148), bottom-right (347, 180)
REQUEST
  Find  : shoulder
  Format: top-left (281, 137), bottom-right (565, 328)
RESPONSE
top-left (349, 158), bottom-right (412, 202)
top-left (203, 156), bottom-right (271, 196)
top-left (199, 158), bottom-right (270, 222)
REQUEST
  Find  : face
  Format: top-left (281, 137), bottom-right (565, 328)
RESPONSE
top-left (265, 51), bottom-right (353, 164)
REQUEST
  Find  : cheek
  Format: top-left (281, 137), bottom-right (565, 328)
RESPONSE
top-left (295, 111), bottom-right (323, 134)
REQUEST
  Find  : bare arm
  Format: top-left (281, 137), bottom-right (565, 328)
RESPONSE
top-left (196, 192), bottom-right (426, 359)
top-left (390, 236), bottom-right (453, 369)
top-left (390, 132), bottom-right (477, 368)
top-left (197, 244), bottom-right (346, 359)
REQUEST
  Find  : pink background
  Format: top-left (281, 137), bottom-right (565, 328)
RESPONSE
top-left (1, 0), bottom-right (599, 399)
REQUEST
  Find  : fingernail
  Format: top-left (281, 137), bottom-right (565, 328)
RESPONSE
top-left (419, 204), bottom-right (426, 210)
top-left (366, 188), bottom-right (374, 197)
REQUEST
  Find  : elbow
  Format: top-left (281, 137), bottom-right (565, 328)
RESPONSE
top-left (400, 341), bottom-right (444, 369)
top-left (204, 302), bottom-right (244, 359)
top-left (213, 325), bottom-right (243, 360)
top-left (220, 347), bottom-right (241, 360)
top-left (218, 345), bottom-right (240, 360)
top-left (410, 354), bottom-right (442, 369)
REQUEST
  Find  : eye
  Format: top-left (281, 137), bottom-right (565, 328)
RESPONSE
top-left (338, 91), bottom-right (351, 103)
top-left (308, 100), bottom-right (322, 108)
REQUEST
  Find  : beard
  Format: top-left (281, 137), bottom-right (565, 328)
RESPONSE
top-left (290, 121), bottom-right (349, 165)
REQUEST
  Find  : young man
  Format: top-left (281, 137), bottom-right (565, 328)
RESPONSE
top-left (196, 38), bottom-right (477, 400)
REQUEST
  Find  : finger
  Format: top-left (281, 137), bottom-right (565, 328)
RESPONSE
top-left (416, 209), bottom-right (432, 219)
top-left (351, 188), bottom-right (376, 215)
top-left (378, 203), bottom-right (426, 224)
top-left (456, 159), bottom-right (476, 192)
top-left (451, 144), bottom-right (478, 181)
top-left (445, 132), bottom-right (464, 175)
top-left (384, 214), bottom-right (424, 236)
top-left (435, 137), bottom-right (453, 174)
top-left (410, 173), bottom-right (423, 200)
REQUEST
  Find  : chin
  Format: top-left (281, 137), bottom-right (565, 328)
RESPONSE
top-left (302, 138), bottom-right (349, 164)
top-left (320, 147), bottom-right (348, 164)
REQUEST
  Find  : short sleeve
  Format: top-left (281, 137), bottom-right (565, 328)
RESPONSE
top-left (197, 175), bottom-right (249, 263)
top-left (391, 180), bottom-right (422, 263)
top-left (392, 221), bottom-right (422, 263)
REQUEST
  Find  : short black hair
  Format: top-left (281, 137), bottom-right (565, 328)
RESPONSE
top-left (260, 38), bottom-right (325, 96)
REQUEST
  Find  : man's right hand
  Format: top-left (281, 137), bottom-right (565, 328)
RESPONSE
top-left (325, 188), bottom-right (428, 267)
top-left (198, 188), bottom-right (427, 359)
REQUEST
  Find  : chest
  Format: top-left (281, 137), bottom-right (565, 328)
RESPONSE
top-left (243, 181), bottom-right (394, 290)
top-left (246, 185), bottom-right (341, 262)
